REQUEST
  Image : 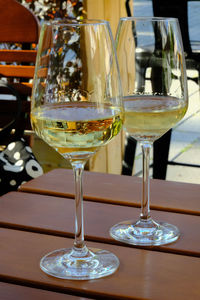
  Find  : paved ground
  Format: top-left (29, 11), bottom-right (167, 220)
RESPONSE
top-left (166, 77), bottom-right (200, 184)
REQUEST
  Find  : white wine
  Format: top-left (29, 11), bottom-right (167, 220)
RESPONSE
top-left (31, 101), bottom-right (123, 160)
top-left (124, 95), bottom-right (187, 141)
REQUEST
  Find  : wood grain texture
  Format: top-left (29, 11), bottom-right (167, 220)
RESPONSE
top-left (0, 282), bottom-right (87, 300)
top-left (0, 50), bottom-right (37, 63)
top-left (0, 0), bottom-right (39, 43)
top-left (0, 65), bottom-right (35, 78)
top-left (3, 168), bottom-right (200, 299)
top-left (19, 168), bottom-right (200, 215)
top-left (0, 228), bottom-right (199, 300)
top-left (1, 191), bottom-right (200, 256)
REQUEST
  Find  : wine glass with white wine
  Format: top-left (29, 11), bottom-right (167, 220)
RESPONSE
top-left (31, 19), bottom-right (124, 279)
top-left (110, 17), bottom-right (188, 246)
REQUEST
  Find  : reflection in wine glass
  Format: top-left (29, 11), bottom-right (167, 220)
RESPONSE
top-left (31, 19), bottom-right (124, 279)
top-left (110, 17), bottom-right (188, 246)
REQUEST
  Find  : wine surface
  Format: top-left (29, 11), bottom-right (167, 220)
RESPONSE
top-left (31, 101), bottom-right (123, 160)
top-left (124, 95), bottom-right (187, 141)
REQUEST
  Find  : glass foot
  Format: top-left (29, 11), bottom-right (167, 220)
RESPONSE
top-left (40, 246), bottom-right (119, 280)
top-left (110, 218), bottom-right (180, 246)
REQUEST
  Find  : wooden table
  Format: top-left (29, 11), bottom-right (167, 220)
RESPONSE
top-left (0, 168), bottom-right (199, 299)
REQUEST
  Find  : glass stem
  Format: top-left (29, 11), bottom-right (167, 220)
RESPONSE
top-left (140, 142), bottom-right (152, 221)
top-left (71, 161), bottom-right (86, 251)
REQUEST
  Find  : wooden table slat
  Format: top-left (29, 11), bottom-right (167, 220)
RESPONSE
top-left (1, 192), bottom-right (200, 257)
top-left (0, 228), bottom-right (199, 300)
top-left (0, 282), bottom-right (88, 300)
top-left (19, 169), bottom-right (200, 215)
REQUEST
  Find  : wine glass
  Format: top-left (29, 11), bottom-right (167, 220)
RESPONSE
top-left (31, 19), bottom-right (124, 279)
top-left (110, 17), bottom-right (188, 246)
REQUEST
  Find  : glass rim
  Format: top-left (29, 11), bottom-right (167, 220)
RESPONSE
top-left (120, 16), bottom-right (179, 22)
top-left (42, 18), bottom-right (110, 27)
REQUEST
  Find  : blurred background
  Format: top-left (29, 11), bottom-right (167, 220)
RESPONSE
top-left (14, 0), bottom-right (200, 184)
